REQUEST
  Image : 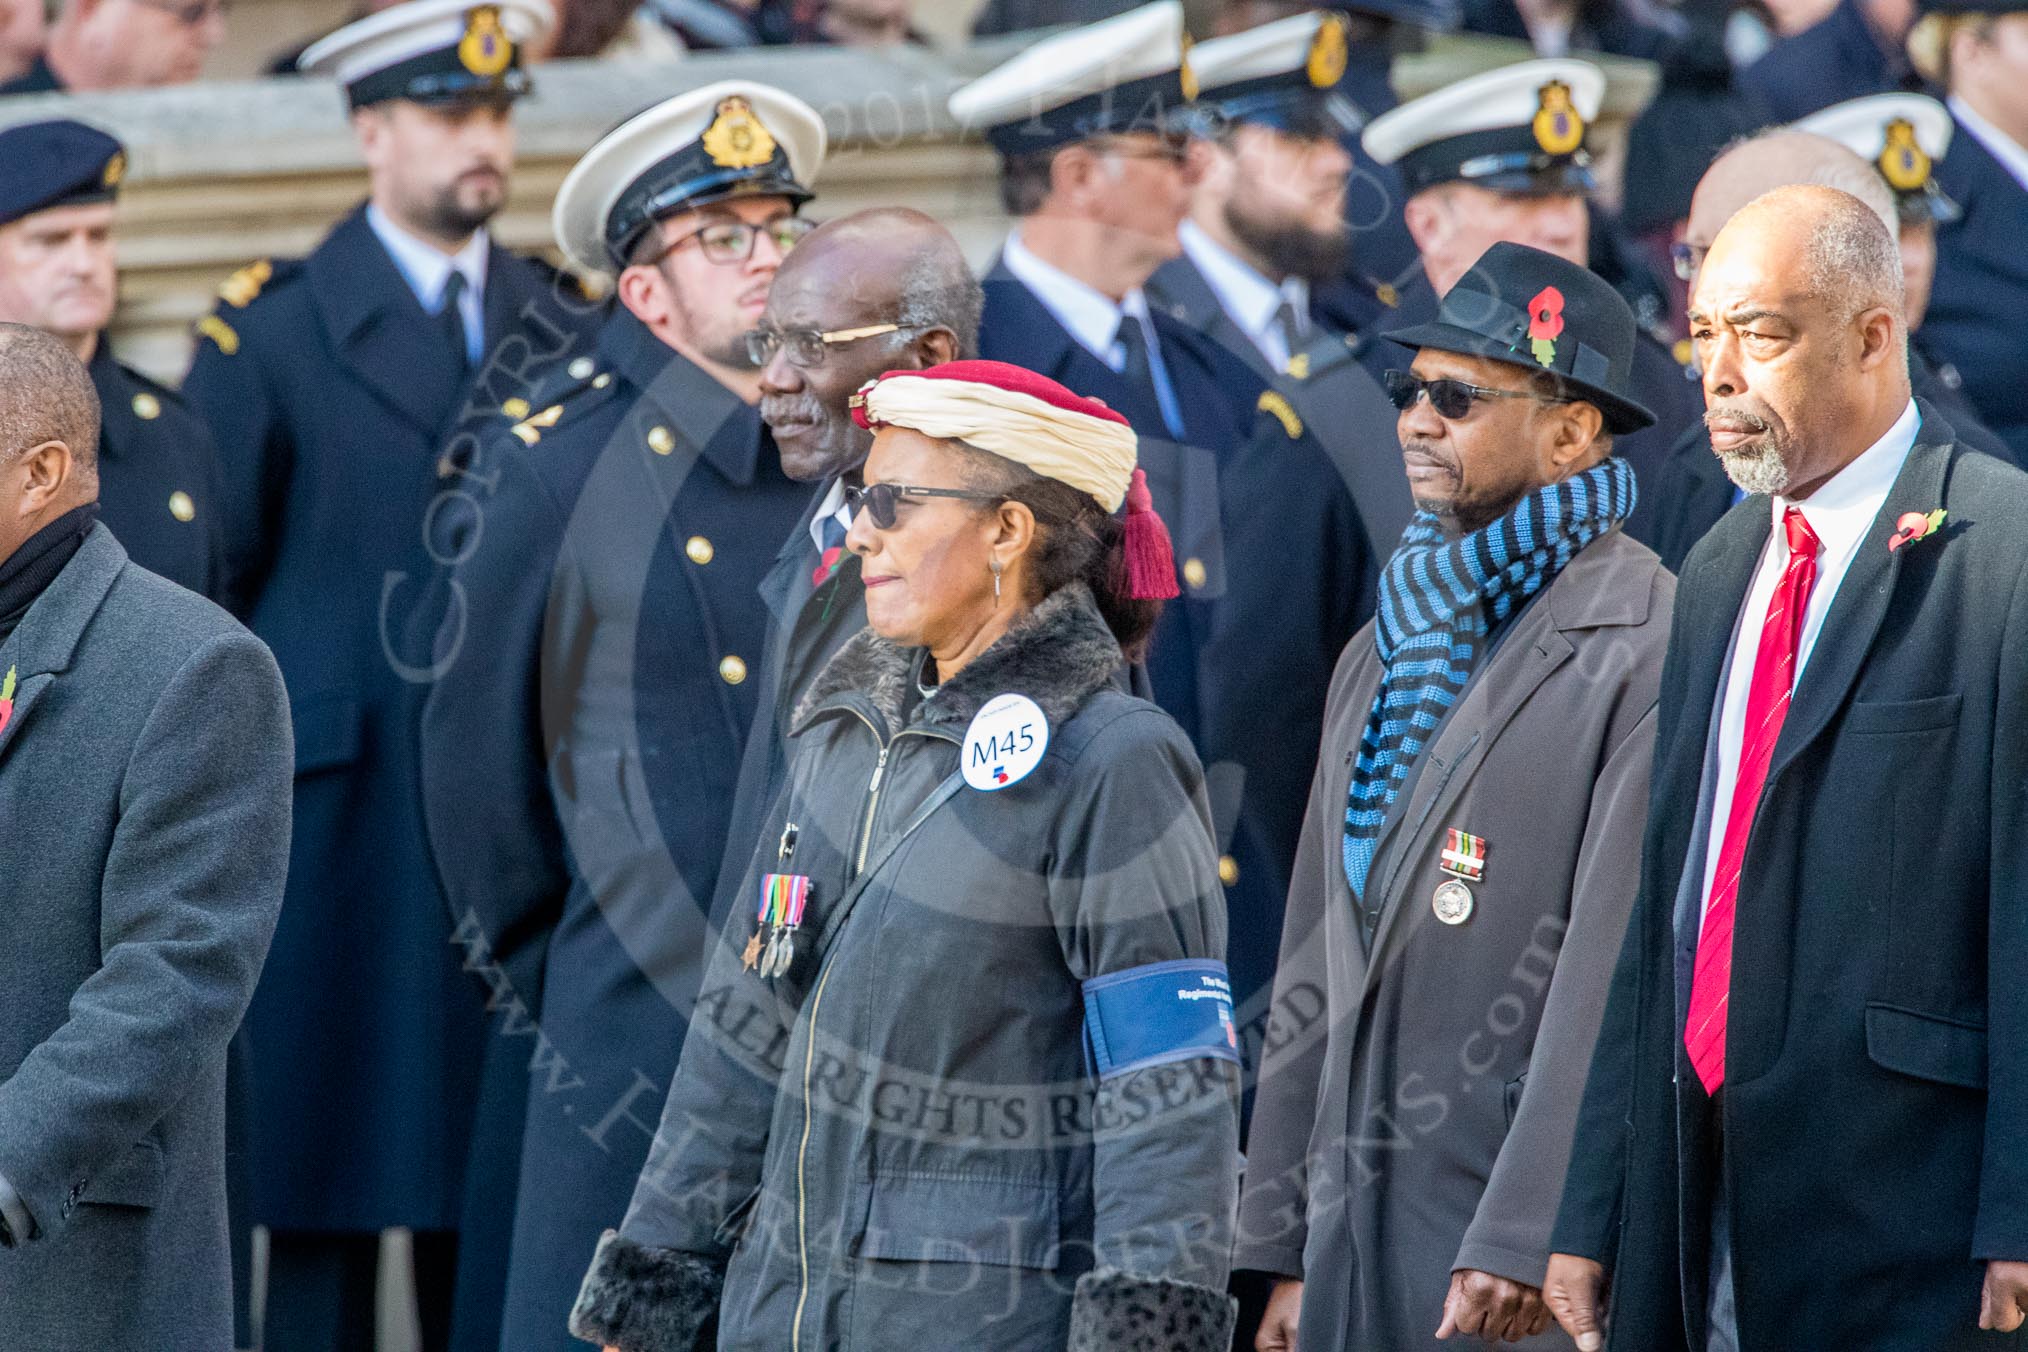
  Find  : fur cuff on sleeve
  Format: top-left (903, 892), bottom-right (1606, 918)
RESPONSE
top-left (1066, 1267), bottom-right (1238, 1352)
top-left (568, 1230), bottom-right (724, 1352)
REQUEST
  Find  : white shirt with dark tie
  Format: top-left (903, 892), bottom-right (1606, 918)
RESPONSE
top-left (1178, 219), bottom-right (1310, 373)
top-left (366, 204), bottom-right (490, 366)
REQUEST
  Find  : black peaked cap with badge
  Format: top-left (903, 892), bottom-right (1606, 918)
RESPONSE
top-left (297, 0), bottom-right (552, 108)
top-left (1796, 93), bottom-right (1962, 226)
top-left (0, 120), bottom-right (126, 226)
top-left (552, 79), bottom-right (826, 275)
top-left (1385, 240), bottom-right (1656, 433)
top-left (1361, 56), bottom-right (1605, 197)
top-left (1182, 10), bottom-right (1366, 141)
top-left (948, 0), bottom-right (1194, 157)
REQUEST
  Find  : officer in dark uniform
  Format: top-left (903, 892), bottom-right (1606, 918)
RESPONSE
top-left (0, 120), bottom-right (221, 599)
top-left (1915, 0), bottom-right (2028, 464)
top-left (952, 0), bottom-right (1259, 751)
top-left (1147, 10), bottom-right (1405, 1088)
top-left (416, 80), bottom-right (820, 1352)
top-left (178, 1), bottom-right (596, 1346)
top-left (1358, 56), bottom-right (1704, 495)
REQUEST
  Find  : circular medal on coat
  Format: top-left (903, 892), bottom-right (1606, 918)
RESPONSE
top-left (1432, 879), bottom-right (1474, 925)
top-left (961, 692), bottom-right (1049, 792)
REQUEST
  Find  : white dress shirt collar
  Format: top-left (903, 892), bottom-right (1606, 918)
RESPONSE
top-left (366, 204), bottom-right (491, 361)
top-left (1697, 398), bottom-right (1920, 921)
top-left (1178, 219), bottom-right (1309, 371)
top-left (1770, 395), bottom-right (1921, 627)
top-left (1949, 94), bottom-right (2028, 194)
top-left (808, 477), bottom-right (851, 555)
top-left (1001, 227), bottom-right (1132, 364)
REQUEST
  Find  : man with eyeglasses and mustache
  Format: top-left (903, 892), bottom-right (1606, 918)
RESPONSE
top-left (179, 2), bottom-right (596, 1347)
top-left (714, 206), bottom-right (979, 929)
top-left (416, 81), bottom-right (821, 1352)
top-left (1239, 241), bottom-right (1670, 1352)
top-left (0, 0), bottom-right (222, 94)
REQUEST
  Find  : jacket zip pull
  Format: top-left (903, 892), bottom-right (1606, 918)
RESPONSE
top-left (854, 746), bottom-right (892, 877)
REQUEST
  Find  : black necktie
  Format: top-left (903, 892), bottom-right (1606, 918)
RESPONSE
top-left (1274, 296), bottom-right (1309, 365)
top-left (1115, 314), bottom-right (1152, 393)
top-left (437, 270), bottom-right (470, 375)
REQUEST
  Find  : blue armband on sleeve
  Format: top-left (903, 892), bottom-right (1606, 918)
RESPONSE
top-left (1081, 958), bottom-right (1241, 1078)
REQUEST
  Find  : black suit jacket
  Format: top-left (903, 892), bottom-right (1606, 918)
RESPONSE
top-left (1554, 403), bottom-right (2028, 1350)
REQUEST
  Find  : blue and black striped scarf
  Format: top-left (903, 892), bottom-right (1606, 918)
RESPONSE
top-left (1342, 456), bottom-right (1636, 898)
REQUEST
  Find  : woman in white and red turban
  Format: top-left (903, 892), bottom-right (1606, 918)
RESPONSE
top-left (572, 362), bottom-right (1241, 1352)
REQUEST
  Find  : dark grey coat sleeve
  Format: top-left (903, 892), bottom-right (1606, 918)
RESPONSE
top-left (1233, 635), bottom-right (1368, 1280)
top-left (1047, 709), bottom-right (1243, 1348)
top-left (0, 629), bottom-right (290, 1231)
top-left (1453, 702), bottom-right (1658, 1285)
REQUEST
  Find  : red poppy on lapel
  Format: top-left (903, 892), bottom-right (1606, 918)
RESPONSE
top-left (1888, 508), bottom-right (1946, 553)
top-left (0, 665), bottom-right (15, 737)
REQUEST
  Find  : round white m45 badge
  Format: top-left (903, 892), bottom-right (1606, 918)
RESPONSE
top-left (962, 693), bottom-right (1049, 791)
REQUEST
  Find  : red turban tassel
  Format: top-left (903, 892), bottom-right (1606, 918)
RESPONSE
top-left (1117, 467), bottom-right (1180, 601)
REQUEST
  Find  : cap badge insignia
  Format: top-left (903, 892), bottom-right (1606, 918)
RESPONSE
top-left (703, 95), bottom-right (778, 171)
top-left (102, 152), bottom-right (126, 189)
top-left (1307, 14), bottom-right (1349, 89)
top-left (1532, 79), bottom-right (1584, 157)
top-left (1179, 31), bottom-right (1201, 102)
top-left (1878, 118), bottom-right (1930, 194)
top-left (1526, 286), bottom-right (1564, 367)
top-left (457, 5), bottom-right (513, 78)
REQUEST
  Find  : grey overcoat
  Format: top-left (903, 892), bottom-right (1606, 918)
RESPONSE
top-left (1234, 529), bottom-right (1672, 1350)
top-left (0, 524), bottom-right (291, 1349)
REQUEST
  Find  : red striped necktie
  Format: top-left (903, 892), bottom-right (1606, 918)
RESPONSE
top-left (1685, 505), bottom-right (1821, 1095)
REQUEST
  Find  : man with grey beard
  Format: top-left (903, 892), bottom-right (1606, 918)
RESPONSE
top-left (1626, 126), bottom-right (2007, 567)
top-left (719, 206), bottom-right (979, 918)
top-left (1148, 10), bottom-right (1412, 561)
top-left (1548, 183), bottom-right (2028, 1351)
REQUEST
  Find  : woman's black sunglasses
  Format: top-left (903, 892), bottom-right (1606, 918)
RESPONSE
top-left (1383, 369), bottom-right (1571, 420)
top-left (844, 482), bottom-right (1003, 530)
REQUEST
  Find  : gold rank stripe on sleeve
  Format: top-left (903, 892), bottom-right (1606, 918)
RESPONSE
top-left (196, 315), bottom-right (239, 355)
top-left (217, 260), bottom-right (273, 308)
top-left (510, 404), bottom-right (565, 446)
top-left (1257, 390), bottom-right (1304, 440)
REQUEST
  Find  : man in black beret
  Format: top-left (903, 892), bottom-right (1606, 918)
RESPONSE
top-left (0, 119), bottom-right (222, 601)
top-left (1238, 241), bottom-right (1672, 1352)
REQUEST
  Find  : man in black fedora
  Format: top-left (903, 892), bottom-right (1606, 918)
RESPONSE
top-left (1237, 240), bottom-right (1672, 1351)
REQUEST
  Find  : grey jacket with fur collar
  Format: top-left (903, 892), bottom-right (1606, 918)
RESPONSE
top-left (572, 583), bottom-right (1241, 1351)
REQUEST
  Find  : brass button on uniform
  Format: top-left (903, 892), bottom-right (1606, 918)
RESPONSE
top-left (1217, 855), bottom-right (1239, 887)
top-left (685, 535), bottom-right (714, 565)
top-left (568, 356), bottom-right (595, 380)
top-left (592, 373), bottom-right (612, 389)
top-left (1183, 557), bottom-right (1208, 590)
top-left (501, 396), bottom-right (530, 420)
top-left (718, 655), bottom-right (747, 685)
top-left (168, 490), bottom-right (196, 522)
top-left (131, 392), bottom-right (161, 420)
top-left (647, 425), bottom-right (675, 456)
